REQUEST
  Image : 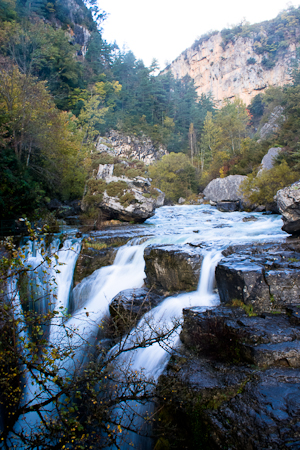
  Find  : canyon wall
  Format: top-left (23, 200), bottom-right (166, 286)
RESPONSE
top-left (164, 31), bottom-right (299, 106)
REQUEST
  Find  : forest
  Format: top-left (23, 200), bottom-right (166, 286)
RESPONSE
top-left (1, 0), bottom-right (300, 220)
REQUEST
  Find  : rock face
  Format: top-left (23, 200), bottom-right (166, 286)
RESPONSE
top-left (82, 163), bottom-right (165, 223)
top-left (259, 107), bottom-right (285, 140)
top-left (163, 30), bottom-right (296, 106)
top-left (203, 175), bottom-right (246, 211)
top-left (96, 130), bottom-right (168, 165)
top-left (259, 146), bottom-right (282, 171)
top-left (275, 181), bottom-right (300, 234)
top-left (216, 241), bottom-right (300, 312)
top-left (144, 245), bottom-right (203, 292)
top-left (159, 303), bottom-right (300, 449)
top-left (109, 288), bottom-right (163, 332)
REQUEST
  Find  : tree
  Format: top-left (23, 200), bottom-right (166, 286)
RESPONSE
top-left (0, 230), bottom-right (180, 449)
top-left (148, 153), bottom-right (197, 202)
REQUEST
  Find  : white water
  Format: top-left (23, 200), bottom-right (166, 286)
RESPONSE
top-left (9, 238), bottom-right (81, 444)
top-left (9, 205), bottom-right (286, 448)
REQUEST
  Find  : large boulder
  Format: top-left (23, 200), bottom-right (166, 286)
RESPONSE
top-left (82, 163), bottom-right (165, 223)
top-left (144, 245), bottom-right (203, 292)
top-left (275, 180), bottom-right (300, 234)
top-left (203, 175), bottom-right (247, 211)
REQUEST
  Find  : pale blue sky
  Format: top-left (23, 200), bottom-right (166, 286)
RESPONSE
top-left (98, 0), bottom-right (298, 70)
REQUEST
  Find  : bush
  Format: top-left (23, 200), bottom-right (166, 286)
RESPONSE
top-left (240, 161), bottom-right (299, 205)
top-left (106, 181), bottom-right (128, 197)
top-left (247, 57), bottom-right (256, 65)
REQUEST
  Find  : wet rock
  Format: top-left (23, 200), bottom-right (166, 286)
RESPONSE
top-left (180, 305), bottom-right (245, 355)
top-left (207, 367), bottom-right (300, 450)
top-left (74, 237), bottom-right (130, 283)
top-left (203, 175), bottom-right (247, 203)
top-left (275, 180), bottom-right (300, 234)
top-left (181, 305), bottom-right (300, 368)
top-left (216, 201), bottom-right (241, 212)
top-left (216, 241), bottom-right (300, 312)
top-left (109, 288), bottom-right (163, 331)
top-left (216, 259), bottom-right (271, 312)
top-left (242, 215), bottom-right (258, 222)
top-left (144, 245), bottom-right (203, 292)
top-left (286, 305), bottom-right (300, 325)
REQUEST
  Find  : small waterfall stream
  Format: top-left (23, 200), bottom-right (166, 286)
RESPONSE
top-left (8, 205), bottom-right (286, 448)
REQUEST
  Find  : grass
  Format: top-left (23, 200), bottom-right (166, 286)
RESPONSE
top-left (231, 299), bottom-right (257, 316)
top-left (84, 241), bottom-right (107, 250)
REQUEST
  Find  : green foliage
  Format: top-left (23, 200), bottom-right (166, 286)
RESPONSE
top-left (106, 181), bottom-right (127, 197)
top-left (119, 191), bottom-right (136, 207)
top-left (241, 161), bottom-right (299, 205)
top-left (231, 299), bottom-right (257, 316)
top-left (246, 57), bottom-right (256, 65)
top-left (149, 153), bottom-right (197, 202)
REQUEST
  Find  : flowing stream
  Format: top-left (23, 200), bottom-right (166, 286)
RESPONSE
top-left (11, 205), bottom-right (286, 448)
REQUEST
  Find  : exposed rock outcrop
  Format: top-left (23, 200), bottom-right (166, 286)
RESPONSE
top-left (96, 130), bottom-right (168, 164)
top-left (144, 245), bottom-right (203, 292)
top-left (172, 304), bottom-right (300, 449)
top-left (258, 107), bottom-right (285, 140)
top-left (163, 30), bottom-right (296, 106)
top-left (275, 180), bottom-right (300, 234)
top-left (216, 241), bottom-right (300, 312)
top-left (258, 146), bottom-right (282, 172)
top-left (159, 301), bottom-right (300, 449)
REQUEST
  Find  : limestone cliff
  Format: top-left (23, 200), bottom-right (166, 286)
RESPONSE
top-left (164, 20), bottom-right (299, 106)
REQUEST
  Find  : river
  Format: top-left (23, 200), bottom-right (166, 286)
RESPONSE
top-left (9, 205), bottom-right (285, 449)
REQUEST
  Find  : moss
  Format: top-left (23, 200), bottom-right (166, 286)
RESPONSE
top-left (231, 299), bottom-right (257, 316)
top-left (84, 241), bottom-right (107, 250)
top-left (125, 167), bottom-right (140, 178)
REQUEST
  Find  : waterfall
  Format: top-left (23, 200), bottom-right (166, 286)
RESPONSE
top-left (109, 249), bottom-right (222, 449)
top-left (5, 205), bottom-right (286, 449)
top-left (8, 238), bottom-right (81, 446)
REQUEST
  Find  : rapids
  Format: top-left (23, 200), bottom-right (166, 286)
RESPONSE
top-left (9, 205), bottom-right (285, 448)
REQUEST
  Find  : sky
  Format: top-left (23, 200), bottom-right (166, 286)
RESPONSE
top-left (98, 0), bottom-right (299, 71)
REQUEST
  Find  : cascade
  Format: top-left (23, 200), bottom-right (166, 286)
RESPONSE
top-left (109, 249), bottom-right (222, 449)
top-left (5, 205), bottom-right (286, 448)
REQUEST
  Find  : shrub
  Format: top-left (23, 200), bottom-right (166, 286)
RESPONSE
top-left (119, 191), bottom-right (136, 207)
top-left (247, 57), bottom-right (256, 65)
top-left (106, 181), bottom-right (128, 197)
top-left (240, 161), bottom-right (299, 205)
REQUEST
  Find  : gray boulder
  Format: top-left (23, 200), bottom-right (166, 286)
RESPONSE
top-left (275, 181), bottom-right (300, 234)
top-left (203, 175), bottom-right (247, 205)
top-left (82, 163), bottom-right (165, 223)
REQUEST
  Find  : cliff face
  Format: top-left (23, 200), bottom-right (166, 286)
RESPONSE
top-left (165, 32), bottom-right (298, 106)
